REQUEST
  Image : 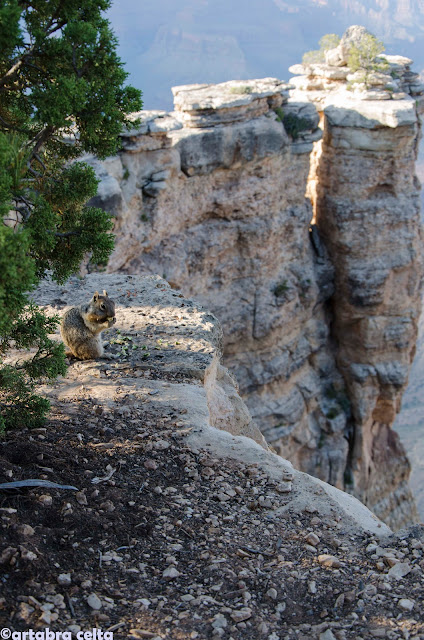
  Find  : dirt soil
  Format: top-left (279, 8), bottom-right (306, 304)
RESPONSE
top-left (1, 384), bottom-right (424, 640)
top-left (1, 274), bottom-right (424, 640)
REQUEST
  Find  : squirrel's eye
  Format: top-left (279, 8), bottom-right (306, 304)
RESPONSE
top-left (100, 304), bottom-right (106, 310)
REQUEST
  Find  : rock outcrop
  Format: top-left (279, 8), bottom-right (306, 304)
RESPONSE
top-left (33, 273), bottom-right (388, 537)
top-left (10, 273), bottom-right (424, 640)
top-left (83, 48), bottom-right (423, 528)
top-left (86, 79), bottom-right (349, 497)
top-left (290, 35), bottom-right (424, 527)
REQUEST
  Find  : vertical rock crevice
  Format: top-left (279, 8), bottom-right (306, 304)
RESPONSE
top-left (291, 38), bottom-right (424, 528)
top-left (85, 49), bottom-right (424, 528)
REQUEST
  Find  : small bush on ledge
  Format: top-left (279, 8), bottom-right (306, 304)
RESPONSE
top-left (282, 113), bottom-right (311, 140)
top-left (302, 33), bottom-right (341, 65)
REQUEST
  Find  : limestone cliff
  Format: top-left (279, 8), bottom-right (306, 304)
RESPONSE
top-left (85, 52), bottom-right (423, 528)
top-left (290, 31), bottom-right (424, 526)
top-left (32, 272), bottom-right (390, 539)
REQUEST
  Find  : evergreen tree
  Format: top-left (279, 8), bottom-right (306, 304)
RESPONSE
top-left (302, 33), bottom-right (340, 65)
top-left (347, 32), bottom-right (389, 87)
top-left (0, 0), bottom-right (142, 432)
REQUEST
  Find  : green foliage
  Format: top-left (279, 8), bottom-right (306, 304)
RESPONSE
top-left (273, 280), bottom-right (288, 297)
top-left (324, 384), bottom-right (351, 420)
top-left (274, 107), bottom-right (284, 123)
top-left (347, 33), bottom-right (389, 87)
top-left (282, 113), bottom-right (311, 140)
top-left (302, 33), bottom-right (340, 65)
top-left (228, 85), bottom-right (253, 95)
top-left (319, 34), bottom-right (341, 52)
top-left (344, 467), bottom-right (354, 487)
top-left (347, 33), bottom-right (386, 74)
top-left (326, 407), bottom-right (340, 420)
top-left (0, 0), bottom-right (142, 431)
top-left (0, 226), bottom-right (37, 340)
top-left (0, 304), bottom-right (67, 434)
top-left (0, 366), bottom-right (51, 433)
top-left (274, 107), bottom-right (311, 139)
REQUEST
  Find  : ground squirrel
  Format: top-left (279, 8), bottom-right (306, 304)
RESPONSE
top-left (60, 290), bottom-right (116, 360)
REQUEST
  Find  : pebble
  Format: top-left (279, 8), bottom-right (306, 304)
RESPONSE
top-left (81, 579), bottom-right (93, 589)
top-left (38, 494), bottom-right (53, 506)
top-left (305, 532), bottom-right (320, 546)
top-left (86, 593), bottom-right (102, 610)
top-left (398, 598), bottom-right (414, 611)
top-left (266, 588), bottom-right (278, 600)
top-left (144, 459), bottom-right (158, 470)
top-left (387, 562), bottom-right (411, 580)
top-left (39, 611), bottom-right (52, 625)
top-left (230, 607), bottom-right (252, 623)
top-left (181, 594), bottom-right (194, 602)
top-left (384, 556), bottom-right (398, 567)
top-left (136, 599), bottom-right (151, 609)
top-left (212, 614), bottom-right (228, 629)
top-left (16, 602), bottom-right (35, 623)
top-left (20, 548), bottom-right (37, 562)
top-left (334, 593), bottom-right (345, 608)
top-left (67, 626), bottom-right (81, 634)
top-left (154, 439), bottom-right (170, 450)
top-left (57, 573), bottom-right (72, 586)
top-left (305, 543), bottom-right (318, 553)
top-left (318, 554), bottom-right (341, 568)
top-left (369, 630), bottom-right (386, 638)
top-left (99, 500), bottom-right (115, 512)
top-left (257, 621), bottom-right (269, 634)
top-left (275, 482), bottom-right (292, 493)
top-left (0, 547), bottom-right (17, 565)
top-left (76, 491), bottom-right (88, 505)
top-left (308, 580), bottom-right (317, 594)
top-left (163, 567), bottom-right (180, 579)
top-left (18, 524), bottom-right (35, 537)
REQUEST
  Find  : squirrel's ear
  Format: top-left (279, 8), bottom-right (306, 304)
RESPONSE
top-left (103, 290), bottom-right (108, 297)
top-left (93, 291), bottom-right (99, 301)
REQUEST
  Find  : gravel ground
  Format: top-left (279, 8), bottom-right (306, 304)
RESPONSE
top-left (1, 392), bottom-right (424, 640)
top-left (1, 274), bottom-right (424, 640)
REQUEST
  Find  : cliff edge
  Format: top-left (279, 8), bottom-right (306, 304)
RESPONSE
top-left (3, 274), bottom-right (424, 640)
top-left (80, 35), bottom-right (423, 529)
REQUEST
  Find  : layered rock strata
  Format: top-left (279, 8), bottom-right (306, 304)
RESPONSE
top-left (33, 272), bottom-right (391, 539)
top-left (290, 31), bottom-right (424, 526)
top-left (87, 79), bottom-right (349, 492)
top-left (86, 65), bottom-right (423, 528)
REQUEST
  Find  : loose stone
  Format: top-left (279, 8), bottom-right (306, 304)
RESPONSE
top-left (86, 593), bottom-right (102, 610)
top-left (318, 554), bottom-right (341, 568)
top-left (230, 607), bottom-right (252, 623)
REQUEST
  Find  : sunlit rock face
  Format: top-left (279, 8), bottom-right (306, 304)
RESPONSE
top-left (86, 41), bottom-right (423, 528)
top-left (292, 32), bottom-right (424, 527)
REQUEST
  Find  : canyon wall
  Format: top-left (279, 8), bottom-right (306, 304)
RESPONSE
top-left (86, 55), bottom-right (423, 528)
top-left (290, 35), bottom-right (424, 525)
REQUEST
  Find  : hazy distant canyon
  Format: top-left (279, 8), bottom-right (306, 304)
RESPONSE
top-left (108, 0), bottom-right (424, 110)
